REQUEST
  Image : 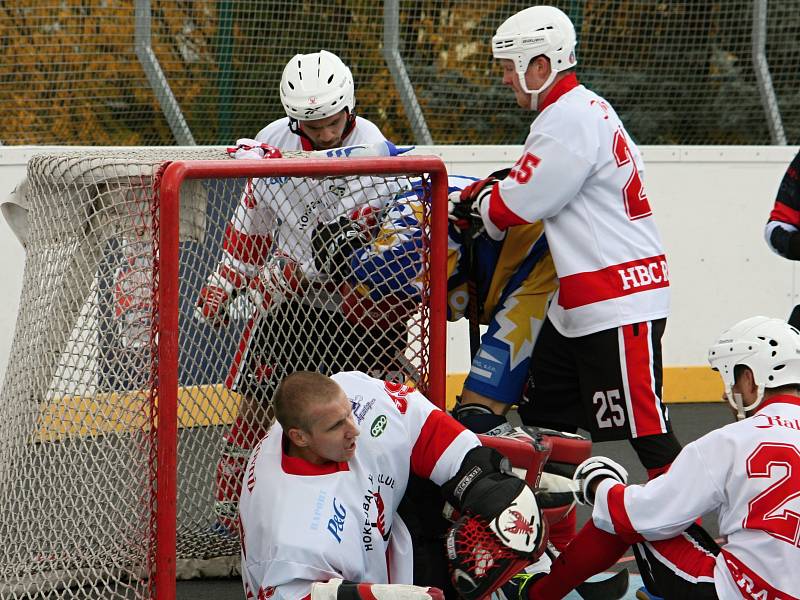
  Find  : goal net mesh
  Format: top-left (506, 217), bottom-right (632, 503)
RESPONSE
top-left (0, 148), bottom-right (440, 598)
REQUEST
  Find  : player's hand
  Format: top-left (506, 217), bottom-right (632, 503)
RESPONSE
top-left (312, 216), bottom-right (369, 280)
top-left (311, 579), bottom-right (444, 600)
top-left (195, 265), bottom-right (246, 326)
top-left (226, 138), bottom-right (283, 160)
top-left (572, 456), bottom-right (628, 506)
top-left (448, 175), bottom-right (506, 240)
top-left (247, 253), bottom-right (302, 317)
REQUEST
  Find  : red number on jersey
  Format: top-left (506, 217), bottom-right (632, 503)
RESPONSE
top-left (509, 152), bottom-right (541, 184)
top-left (612, 129), bottom-right (652, 220)
top-left (744, 442), bottom-right (800, 547)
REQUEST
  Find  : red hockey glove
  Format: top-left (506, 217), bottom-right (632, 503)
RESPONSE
top-left (247, 252), bottom-right (303, 317)
top-left (227, 138), bottom-right (283, 160)
top-left (196, 264), bottom-right (247, 326)
top-left (447, 177), bottom-right (494, 234)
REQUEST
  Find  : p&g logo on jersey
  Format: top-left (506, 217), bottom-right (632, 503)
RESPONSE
top-left (327, 498), bottom-right (347, 543)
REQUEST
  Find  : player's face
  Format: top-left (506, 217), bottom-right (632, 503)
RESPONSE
top-left (298, 110), bottom-right (349, 150)
top-left (303, 389), bottom-right (360, 463)
top-left (499, 58), bottom-right (550, 109)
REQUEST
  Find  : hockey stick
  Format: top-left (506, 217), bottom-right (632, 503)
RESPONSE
top-left (461, 229), bottom-right (482, 361)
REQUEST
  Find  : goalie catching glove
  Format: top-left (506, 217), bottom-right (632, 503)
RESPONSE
top-left (572, 456), bottom-right (628, 506)
top-left (312, 216), bottom-right (369, 280)
top-left (311, 579), bottom-right (443, 600)
top-left (442, 446), bottom-right (547, 600)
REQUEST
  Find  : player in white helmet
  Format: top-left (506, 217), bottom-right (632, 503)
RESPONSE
top-left (448, 9), bottom-right (683, 589)
top-left (273, 49), bottom-right (364, 150)
top-left (196, 50), bottom-right (404, 536)
top-left (510, 316), bottom-right (800, 599)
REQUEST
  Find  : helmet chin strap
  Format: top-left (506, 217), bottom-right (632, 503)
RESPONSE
top-left (517, 69), bottom-right (559, 111)
top-left (729, 385), bottom-right (765, 421)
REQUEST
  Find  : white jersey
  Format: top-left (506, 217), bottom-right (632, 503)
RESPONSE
top-left (592, 394), bottom-right (800, 599)
top-left (483, 74), bottom-right (669, 337)
top-left (224, 116), bottom-right (396, 282)
top-left (238, 371), bottom-right (480, 600)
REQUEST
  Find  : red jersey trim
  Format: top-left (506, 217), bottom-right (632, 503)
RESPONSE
top-left (223, 224), bottom-right (271, 266)
top-left (756, 393), bottom-right (800, 412)
top-left (558, 255), bottom-right (670, 310)
top-left (606, 483), bottom-right (644, 544)
top-left (538, 73), bottom-right (580, 112)
top-left (769, 201), bottom-right (800, 226)
top-left (410, 410), bottom-right (465, 479)
top-left (721, 548), bottom-right (799, 600)
top-left (280, 435), bottom-right (350, 475)
top-left (299, 136), bottom-right (314, 151)
top-left (487, 184), bottom-right (530, 231)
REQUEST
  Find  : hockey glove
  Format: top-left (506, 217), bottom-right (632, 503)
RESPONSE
top-left (311, 579), bottom-right (444, 600)
top-left (448, 174), bottom-right (507, 241)
top-left (196, 264), bottom-right (247, 326)
top-left (247, 252), bottom-right (303, 318)
top-left (446, 513), bottom-right (546, 600)
top-left (226, 138), bottom-right (283, 160)
top-left (312, 216), bottom-right (369, 280)
top-left (442, 446), bottom-right (546, 557)
top-left (572, 456), bottom-right (628, 506)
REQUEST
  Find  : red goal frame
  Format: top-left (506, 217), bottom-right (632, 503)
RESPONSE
top-left (154, 156), bottom-right (449, 599)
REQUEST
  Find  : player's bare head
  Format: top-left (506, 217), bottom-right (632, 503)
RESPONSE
top-left (280, 50), bottom-right (356, 149)
top-left (274, 371), bottom-right (346, 432)
top-left (492, 6), bottom-right (577, 110)
top-left (708, 316), bottom-right (800, 419)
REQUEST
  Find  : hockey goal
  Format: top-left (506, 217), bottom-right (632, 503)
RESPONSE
top-left (0, 148), bottom-right (449, 600)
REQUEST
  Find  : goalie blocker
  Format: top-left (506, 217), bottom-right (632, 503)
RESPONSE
top-left (441, 446), bottom-right (548, 600)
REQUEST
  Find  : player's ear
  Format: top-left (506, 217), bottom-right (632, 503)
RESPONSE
top-left (287, 426), bottom-right (311, 448)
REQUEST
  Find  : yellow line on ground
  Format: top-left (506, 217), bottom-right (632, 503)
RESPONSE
top-left (445, 366), bottom-right (723, 411)
top-left (35, 367), bottom-right (722, 439)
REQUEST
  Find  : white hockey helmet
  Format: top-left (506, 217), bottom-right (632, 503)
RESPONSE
top-left (280, 50), bottom-right (355, 121)
top-left (708, 316), bottom-right (800, 419)
top-left (492, 6), bottom-right (577, 110)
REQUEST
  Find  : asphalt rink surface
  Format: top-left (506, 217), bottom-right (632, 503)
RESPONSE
top-left (177, 402), bottom-right (731, 600)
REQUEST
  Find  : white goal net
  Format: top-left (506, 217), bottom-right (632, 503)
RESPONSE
top-left (0, 148), bottom-right (448, 599)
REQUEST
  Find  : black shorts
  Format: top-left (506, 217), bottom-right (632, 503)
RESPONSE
top-left (518, 316), bottom-right (670, 442)
top-left (228, 298), bottom-right (408, 404)
top-left (634, 524), bottom-right (720, 599)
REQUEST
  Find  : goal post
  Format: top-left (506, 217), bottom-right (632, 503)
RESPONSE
top-left (0, 150), bottom-right (449, 600)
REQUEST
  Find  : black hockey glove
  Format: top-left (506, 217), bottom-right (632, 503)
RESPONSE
top-left (441, 446), bottom-right (545, 556)
top-left (312, 216), bottom-right (369, 281)
top-left (770, 225), bottom-right (800, 260)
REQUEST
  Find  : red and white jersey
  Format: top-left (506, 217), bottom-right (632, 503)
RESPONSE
top-left (592, 394), bottom-right (800, 599)
top-left (238, 371), bottom-right (480, 600)
top-left (223, 116), bottom-right (393, 282)
top-left (483, 74), bottom-right (669, 337)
